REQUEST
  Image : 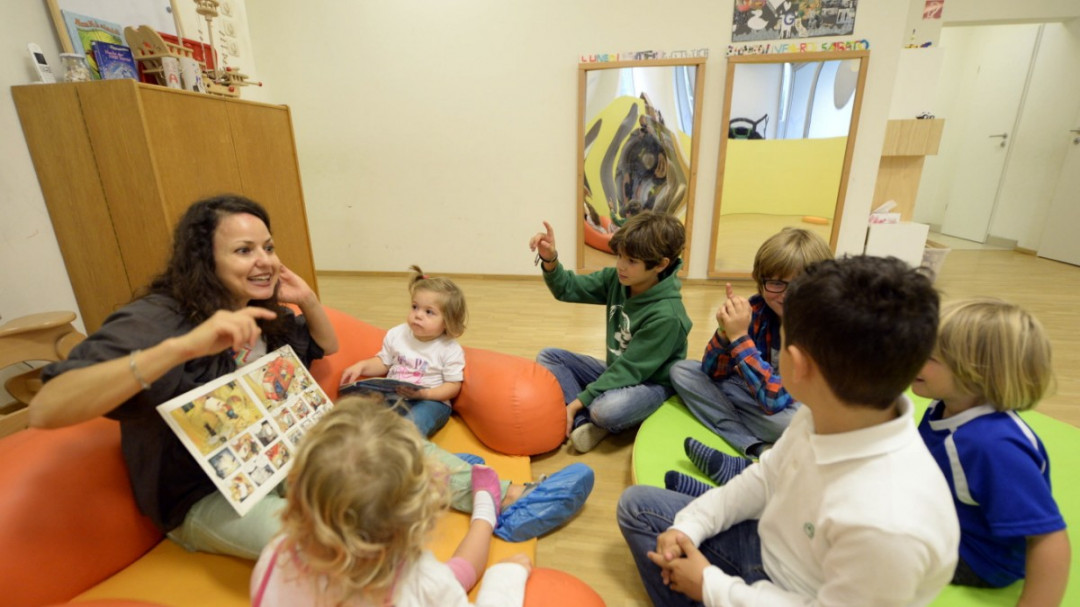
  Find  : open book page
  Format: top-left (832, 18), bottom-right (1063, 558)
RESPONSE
top-left (339, 378), bottom-right (423, 395)
top-left (156, 345), bottom-right (332, 516)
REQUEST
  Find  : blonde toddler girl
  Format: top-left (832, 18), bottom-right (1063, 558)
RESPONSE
top-left (341, 266), bottom-right (467, 437)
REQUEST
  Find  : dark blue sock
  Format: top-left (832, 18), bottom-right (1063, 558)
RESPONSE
top-left (664, 471), bottom-right (714, 497)
top-left (684, 437), bottom-right (752, 484)
top-left (571, 408), bottom-right (590, 430)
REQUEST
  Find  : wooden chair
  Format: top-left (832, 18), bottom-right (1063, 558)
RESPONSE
top-left (0, 311), bottom-right (84, 437)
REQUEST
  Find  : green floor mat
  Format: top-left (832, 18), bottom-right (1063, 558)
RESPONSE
top-left (632, 393), bottom-right (1078, 605)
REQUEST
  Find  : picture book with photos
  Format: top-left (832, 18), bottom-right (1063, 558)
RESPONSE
top-left (156, 345), bottom-right (332, 516)
top-left (91, 41), bottom-right (138, 81)
top-left (61, 10), bottom-right (125, 79)
top-left (340, 377), bottom-right (424, 395)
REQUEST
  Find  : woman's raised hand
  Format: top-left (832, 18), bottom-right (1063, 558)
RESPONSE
top-left (276, 265), bottom-right (316, 306)
top-left (178, 308), bottom-right (278, 359)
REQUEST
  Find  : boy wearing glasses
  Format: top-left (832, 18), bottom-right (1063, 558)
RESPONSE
top-left (665, 229), bottom-right (831, 494)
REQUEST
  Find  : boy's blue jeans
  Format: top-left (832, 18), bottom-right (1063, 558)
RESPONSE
top-left (617, 485), bottom-right (770, 606)
top-left (669, 359), bottom-right (798, 456)
top-left (537, 348), bottom-right (671, 433)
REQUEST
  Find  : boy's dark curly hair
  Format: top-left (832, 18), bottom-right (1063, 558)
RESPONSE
top-left (783, 255), bottom-right (939, 409)
top-left (608, 211), bottom-right (685, 270)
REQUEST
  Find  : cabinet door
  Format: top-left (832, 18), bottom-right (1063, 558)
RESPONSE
top-left (12, 83), bottom-right (134, 333)
top-left (227, 102), bottom-right (318, 293)
top-left (79, 81), bottom-right (173, 296)
top-left (140, 88), bottom-right (246, 225)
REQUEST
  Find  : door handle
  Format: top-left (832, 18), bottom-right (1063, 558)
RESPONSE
top-left (989, 133), bottom-right (1008, 147)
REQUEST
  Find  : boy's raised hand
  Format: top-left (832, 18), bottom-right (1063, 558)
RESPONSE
top-left (529, 221), bottom-right (558, 262)
top-left (714, 282), bottom-right (736, 331)
top-left (718, 295), bottom-right (753, 340)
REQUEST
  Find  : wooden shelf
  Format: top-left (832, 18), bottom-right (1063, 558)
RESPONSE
top-left (12, 81), bottom-right (318, 333)
top-left (881, 118), bottom-right (945, 156)
top-left (874, 118), bottom-right (946, 220)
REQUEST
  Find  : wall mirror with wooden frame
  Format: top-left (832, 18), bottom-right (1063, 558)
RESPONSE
top-left (577, 57), bottom-right (706, 273)
top-left (708, 50), bottom-right (868, 278)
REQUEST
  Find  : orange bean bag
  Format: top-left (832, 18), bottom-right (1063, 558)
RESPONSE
top-left (311, 307), bottom-right (566, 456)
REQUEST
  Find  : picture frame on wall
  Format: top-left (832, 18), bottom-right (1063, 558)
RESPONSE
top-left (732, 0), bottom-right (859, 43)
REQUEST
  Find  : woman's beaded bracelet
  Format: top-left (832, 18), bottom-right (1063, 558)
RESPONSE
top-left (129, 349), bottom-right (151, 391)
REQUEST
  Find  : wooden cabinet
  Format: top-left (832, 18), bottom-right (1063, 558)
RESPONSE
top-left (872, 118), bottom-right (946, 221)
top-left (13, 80), bottom-right (318, 333)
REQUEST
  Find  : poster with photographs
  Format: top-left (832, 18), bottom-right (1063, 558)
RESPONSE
top-left (732, 0), bottom-right (858, 43)
top-left (157, 345), bottom-right (331, 516)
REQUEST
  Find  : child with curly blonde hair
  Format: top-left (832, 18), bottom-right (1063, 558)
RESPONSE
top-left (251, 396), bottom-right (531, 607)
top-left (913, 298), bottom-right (1069, 605)
top-left (341, 266), bottom-right (468, 437)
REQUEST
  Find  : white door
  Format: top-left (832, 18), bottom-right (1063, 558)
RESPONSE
top-left (939, 25), bottom-right (1040, 243)
top-left (1038, 115), bottom-right (1080, 266)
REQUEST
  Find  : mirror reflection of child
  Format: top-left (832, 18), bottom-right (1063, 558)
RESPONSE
top-left (340, 266), bottom-right (467, 438)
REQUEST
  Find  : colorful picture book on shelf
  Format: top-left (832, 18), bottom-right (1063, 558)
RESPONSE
top-left (156, 345), bottom-right (333, 516)
top-left (61, 10), bottom-right (125, 80)
top-left (91, 41), bottom-right (138, 81)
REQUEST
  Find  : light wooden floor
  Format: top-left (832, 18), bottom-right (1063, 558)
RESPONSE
top-left (317, 248), bottom-right (1079, 606)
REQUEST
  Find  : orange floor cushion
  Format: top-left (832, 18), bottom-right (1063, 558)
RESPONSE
top-left (74, 416), bottom-right (534, 606)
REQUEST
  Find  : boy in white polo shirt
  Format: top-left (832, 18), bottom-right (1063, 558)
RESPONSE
top-left (618, 256), bottom-right (960, 606)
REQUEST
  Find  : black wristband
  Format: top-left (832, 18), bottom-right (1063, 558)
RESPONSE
top-left (535, 251), bottom-right (558, 265)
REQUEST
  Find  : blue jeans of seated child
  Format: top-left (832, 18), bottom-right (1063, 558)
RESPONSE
top-left (537, 348), bottom-right (671, 433)
top-left (388, 398), bottom-right (451, 438)
top-left (617, 485), bottom-right (770, 606)
top-left (670, 359), bottom-right (798, 456)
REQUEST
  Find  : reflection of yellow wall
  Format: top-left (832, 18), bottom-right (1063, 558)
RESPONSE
top-left (584, 96), bottom-right (691, 221)
top-left (720, 137), bottom-right (847, 217)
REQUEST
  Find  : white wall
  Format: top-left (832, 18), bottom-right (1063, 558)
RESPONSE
top-left (913, 20), bottom-right (1080, 247)
top-left (241, 0), bottom-right (908, 277)
top-left (992, 20), bottom-right (1080, 249)
top-left (946, 0), bottom-right (1080, 24)
top-left (0, 3), bottom-right (81, 329)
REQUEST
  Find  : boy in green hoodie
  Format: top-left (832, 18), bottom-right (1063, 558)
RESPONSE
top-left (528, 211), bottom-right (692, 453)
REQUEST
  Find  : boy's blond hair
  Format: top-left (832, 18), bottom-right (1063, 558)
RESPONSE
top-left (408, 265), bottom-right (467, 338)
top-left (936, 298), bottom-right (1055, 411)
top-left (751, 228), bottom-right (832, 290)
top-left (278, 395), bottom-right (448, 603)
top-left (608, 211), bottom-right (685, 270)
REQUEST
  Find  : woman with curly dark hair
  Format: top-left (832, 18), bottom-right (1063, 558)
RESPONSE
top-left (30, 194), bottom-right (338, 559)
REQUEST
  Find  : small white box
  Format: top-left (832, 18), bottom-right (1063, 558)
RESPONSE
top-left (864, 222), bottom-right (930, 269)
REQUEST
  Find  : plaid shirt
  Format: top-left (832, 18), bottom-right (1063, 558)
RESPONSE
top-left (699, 294), bottom-right (792, 415)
